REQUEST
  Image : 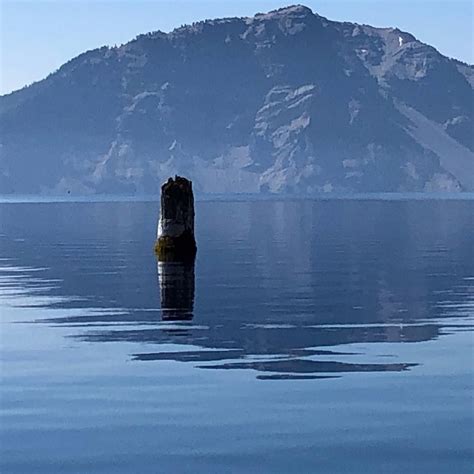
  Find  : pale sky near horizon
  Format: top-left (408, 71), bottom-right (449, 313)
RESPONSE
top-left (0, 0), bottom-right (472, 95)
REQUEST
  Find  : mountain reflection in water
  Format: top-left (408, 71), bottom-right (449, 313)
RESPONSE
top-left (1, 198), bottom-right (473, 474)
top-left (1, 199), bottom-right (473, 380)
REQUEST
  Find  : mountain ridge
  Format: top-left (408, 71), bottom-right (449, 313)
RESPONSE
top-left (1, 4), bottom-right (473, 194)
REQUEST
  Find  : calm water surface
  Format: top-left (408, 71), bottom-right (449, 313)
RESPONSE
top-left (0, 199), bottom-right (473, 473)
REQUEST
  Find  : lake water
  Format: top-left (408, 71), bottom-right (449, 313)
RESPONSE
top-left (0, 198), bottom-right (473, 473)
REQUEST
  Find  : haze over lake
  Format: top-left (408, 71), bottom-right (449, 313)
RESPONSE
top-left (1, 197), bottom-right (473, 473)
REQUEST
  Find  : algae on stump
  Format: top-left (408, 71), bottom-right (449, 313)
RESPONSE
top-left (155, 176), bottom-right (197, 261)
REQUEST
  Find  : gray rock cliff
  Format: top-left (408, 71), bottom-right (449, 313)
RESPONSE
top-left (1, 5), bottom-right (473, 194)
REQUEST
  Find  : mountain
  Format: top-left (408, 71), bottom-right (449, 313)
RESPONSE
top-left (1, 5), bottom-right (473, 195)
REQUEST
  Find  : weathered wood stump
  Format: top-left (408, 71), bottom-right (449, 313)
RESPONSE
top-left (154, 176), bottom-right (197, 261)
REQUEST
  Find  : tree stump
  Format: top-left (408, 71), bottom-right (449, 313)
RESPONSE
top-left (154, 176), bottom-right (197, 261)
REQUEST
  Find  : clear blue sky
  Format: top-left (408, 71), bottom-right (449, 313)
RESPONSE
top-left (1, 0), bottom-right (472, 95)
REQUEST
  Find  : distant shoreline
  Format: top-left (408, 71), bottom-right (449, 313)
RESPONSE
top-left (1, 192), bottom-right (474, 204)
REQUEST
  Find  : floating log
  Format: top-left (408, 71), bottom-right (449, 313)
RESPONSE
top-left (154, 176), bottom-right (197, 261)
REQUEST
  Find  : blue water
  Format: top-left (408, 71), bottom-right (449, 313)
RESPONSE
top-left (0, 198), bottom-right (473, 473)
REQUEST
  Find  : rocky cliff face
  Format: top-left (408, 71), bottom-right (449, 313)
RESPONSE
top-left (1, 5), bottom-right (473, 194)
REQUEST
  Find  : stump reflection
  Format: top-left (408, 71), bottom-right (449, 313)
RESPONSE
top-left (157, 260), bottom-right (195, 321)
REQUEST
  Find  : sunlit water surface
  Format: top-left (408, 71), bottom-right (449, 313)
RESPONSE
top-left (0, 199), bottom-right (473, 473)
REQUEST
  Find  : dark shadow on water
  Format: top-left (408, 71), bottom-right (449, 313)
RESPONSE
top-left (198, 359), bottom-right (417, 374)
top-left (131, 348), bottom-right (359, 362)
top-left (157, 260), bottom-right (195, 321)
top-left (256, 374), bottom-right (341, 380)
top-left (133, 349), bottom-right (244, 362)
top-left (85, 323), bottom-right (429, 377)
top-left (131, 348), bottom-right (418, 377)
top-left (82, 323), bottom-right (440, 350)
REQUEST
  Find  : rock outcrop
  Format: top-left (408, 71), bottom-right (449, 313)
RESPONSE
top-left (0, 5), bottom-right (473, 194)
